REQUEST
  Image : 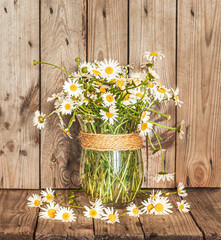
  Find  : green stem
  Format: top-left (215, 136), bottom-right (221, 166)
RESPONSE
top-left (152, 129), bottom-right (164, 172)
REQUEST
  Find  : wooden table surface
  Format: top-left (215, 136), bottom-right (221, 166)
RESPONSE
top-left (0, 189), bottom-right (220, 239)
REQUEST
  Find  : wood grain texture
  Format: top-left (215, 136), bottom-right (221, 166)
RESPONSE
top-left (88, 0), bottom-right (128, 64)
top-left (186, 189), bottom-right (221, 240)
top-left (0, 190), bottom-right (39, 239)
top-left (176, 0), bottom-right (221, 187)
top-left (137, 194), bottom-right (203, 239)
top-left (94, 209), bottom-right (144, 240)
top-left (36, 191), bottom-right (94, 239)
top-left (129, 0), bottom-right (176, 188)
top-left (0, 0), bottom-right (39, 188)
top-left (41, 0), bottom-right (83, 188)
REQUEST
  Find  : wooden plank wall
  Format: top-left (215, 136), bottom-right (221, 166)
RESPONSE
top-left (0, 0), bottom-right (220, 189)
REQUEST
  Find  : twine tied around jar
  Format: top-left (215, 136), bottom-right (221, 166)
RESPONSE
top-left (80, 131), bottom-right (143, 151)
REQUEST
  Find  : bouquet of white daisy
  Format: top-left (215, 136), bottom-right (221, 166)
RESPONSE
top-left (33, 51), bottom-right (184, 204)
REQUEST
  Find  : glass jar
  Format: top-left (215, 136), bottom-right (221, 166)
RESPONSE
top-left (77, 114), bottom-right (143, 205)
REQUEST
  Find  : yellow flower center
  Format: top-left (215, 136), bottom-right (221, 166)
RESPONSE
top-left (96, 82), bottom-right (102, 86)
top-left (89, 209), bottom-right (97, 217)
top-left (92, 69), bottom-right (101, 75)
top-left (150, 52), bottom-right (158, 56)
top-left (46, 194), bottom-right (53, 201)
top-left (108, 214), bottom-right (116, 222)
top-left (65, 103), bottom-right (71, 110)
top-left (62, 212), bottom-right (70, 220)
top-left (141, 122), bottom-right (148, 131)
top-left (106, 95), bottom-right (114, 102)
top-left (157, 88), bottom-right (166, 93)
top-left (148, 83), bottom-right (154, 88)
top-left (136, 93), bottom-right (143, 98)
top-left (152, 195), bottom-right (157, 200)
top-left (177, 189), bottom-right (181, 193)
top-left (142, 112), bottom-right (146, 119)
top-left (132, 208), bottom-right (139, 215)
top-left (124, 94), bottom-right (130, 101)
top-left (147, 204), bottom-right (154, 212)
top-left (179, 204), bottom-right (184, 210)
top-left (100, 87), bottom-right (106, 93)
top-left (84, 98), bottom-right (89, 102)
top-left (110, 78), bottom-right (116, 83)
top-left (38, 116), bottom-right (44, 123)
top-left (155, 203), bottom-right (164, 212)
top-left (48, 209), bottom-right (56, 218)
top-left (34, 199), bottom-right (40, 206)
top-left (70, 84), bottom-right (78, 91)
top-left (116, 79), bottom-right (124, 87)
top-left (175, 95), bottom-right (178, 101)
top-left (106, 112), bottom-right (114, 118)
top-left (105, 66), bottom-right (114, 74)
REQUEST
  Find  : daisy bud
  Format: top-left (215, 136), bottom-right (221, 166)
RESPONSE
top-left (75, 57), bottom-right (81, 63)
top-left (82, 66), bottom-right (88, 73)
top-left (33, 60), bottom-right (39, 65)
top-left (38, 116), bottom-right (44, 123)
top-left (165, 114), bottom-right (171, 120)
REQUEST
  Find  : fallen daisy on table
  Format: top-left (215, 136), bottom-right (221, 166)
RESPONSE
top-left (41, 188), bottom-right (55, 203)
top-left (141, 198), bottom-right (154, 215)
top-left (177, 182), bottom-right (188, 197)
top-left (153, 172), bottom-right (175, 183)
top-left (150, 197), bottom-right (173, 215)
top-left (55, 207), bottom-right (76, 222)
top-left (150, 190), bottom-right (162, 200)
top-left (27, 194), bottom-right (42, 208)
top-left (126, 203), bottom-right (142, 217)
top-left (39, 202), bottom-right (60, 220)
top-left (177, 200), bottom-right (190, 213)
top-left (83, 205), bottom-right (103, 219)
top-left (101, 207), bottom-right (120, 224)
top-left (89, 198), bottom-right (103, 208)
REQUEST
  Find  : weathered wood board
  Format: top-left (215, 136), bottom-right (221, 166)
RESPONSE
top-left (129, 0), bottom-right (176, 188)
top-left (0, 0), bottom-right (39, 188)
top-left (176, 0), bottom-right (221, 187)
top-left (41, 0), bottom-right (83, 188)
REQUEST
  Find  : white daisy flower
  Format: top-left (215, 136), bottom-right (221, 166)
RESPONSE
top-left (39, 202), bottom-right (60, 220)
top-left (47, 92), bottom-right (63, 102)
top-left (115, 77), bottom-right (126, 90)
top-left (138, 121), bottom-right (153, 137)
top-left (83, 206), bottom-right (103, 219)
top-left (171, 87), bottom-right (183, 107)
top-left (149, 69), bottom-right (160, 79)
top-left (141, 198), bottom-right (154, 214)
top-left (33, 110), bottom-right (46, 130)
top-left (100, 107), bottom-right (118, 125)
top-left (177, 120), bottom-right (185, 139)
top-left (27, 194), bottom-right (42, 208)
top-left (102, 93), bottom-right (116, 107)
top-left (79, 61), bottom-right (92, 73)
top-left (101, 207), bottom-right (120, 224)
top-left (144, 51), bottom-right (165, 62)
top-left (126, 203), bottom-right (142, 217)
top-left (153, 172), bottom-right (175, 183)
top-left (63, 79), bottom-right (82, 97)
top-left (150, 190), bottom-right (162, 201)
top-left (41, 188), bottom-right (55, 203)
top-left (177, 200), bottom-right (190, 213)
top-left (141, 111), bottom-right (151, 122)
top-left (153, 85), bottom-right (171, 102)
top-left (150, 197), bottom-right (173, 215)
top-left (177, 182), bottom-right (188, 197)
top-left (100, 59), bottom-right (122, 80)
top-left (55, 207), bottom-right (76, 222)
top-left (89, 198), bottom-right (103, 208)
top-left (61, 99), bottom-right (74, 115)
top-left (122, 93), bottom-right (136, 106)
